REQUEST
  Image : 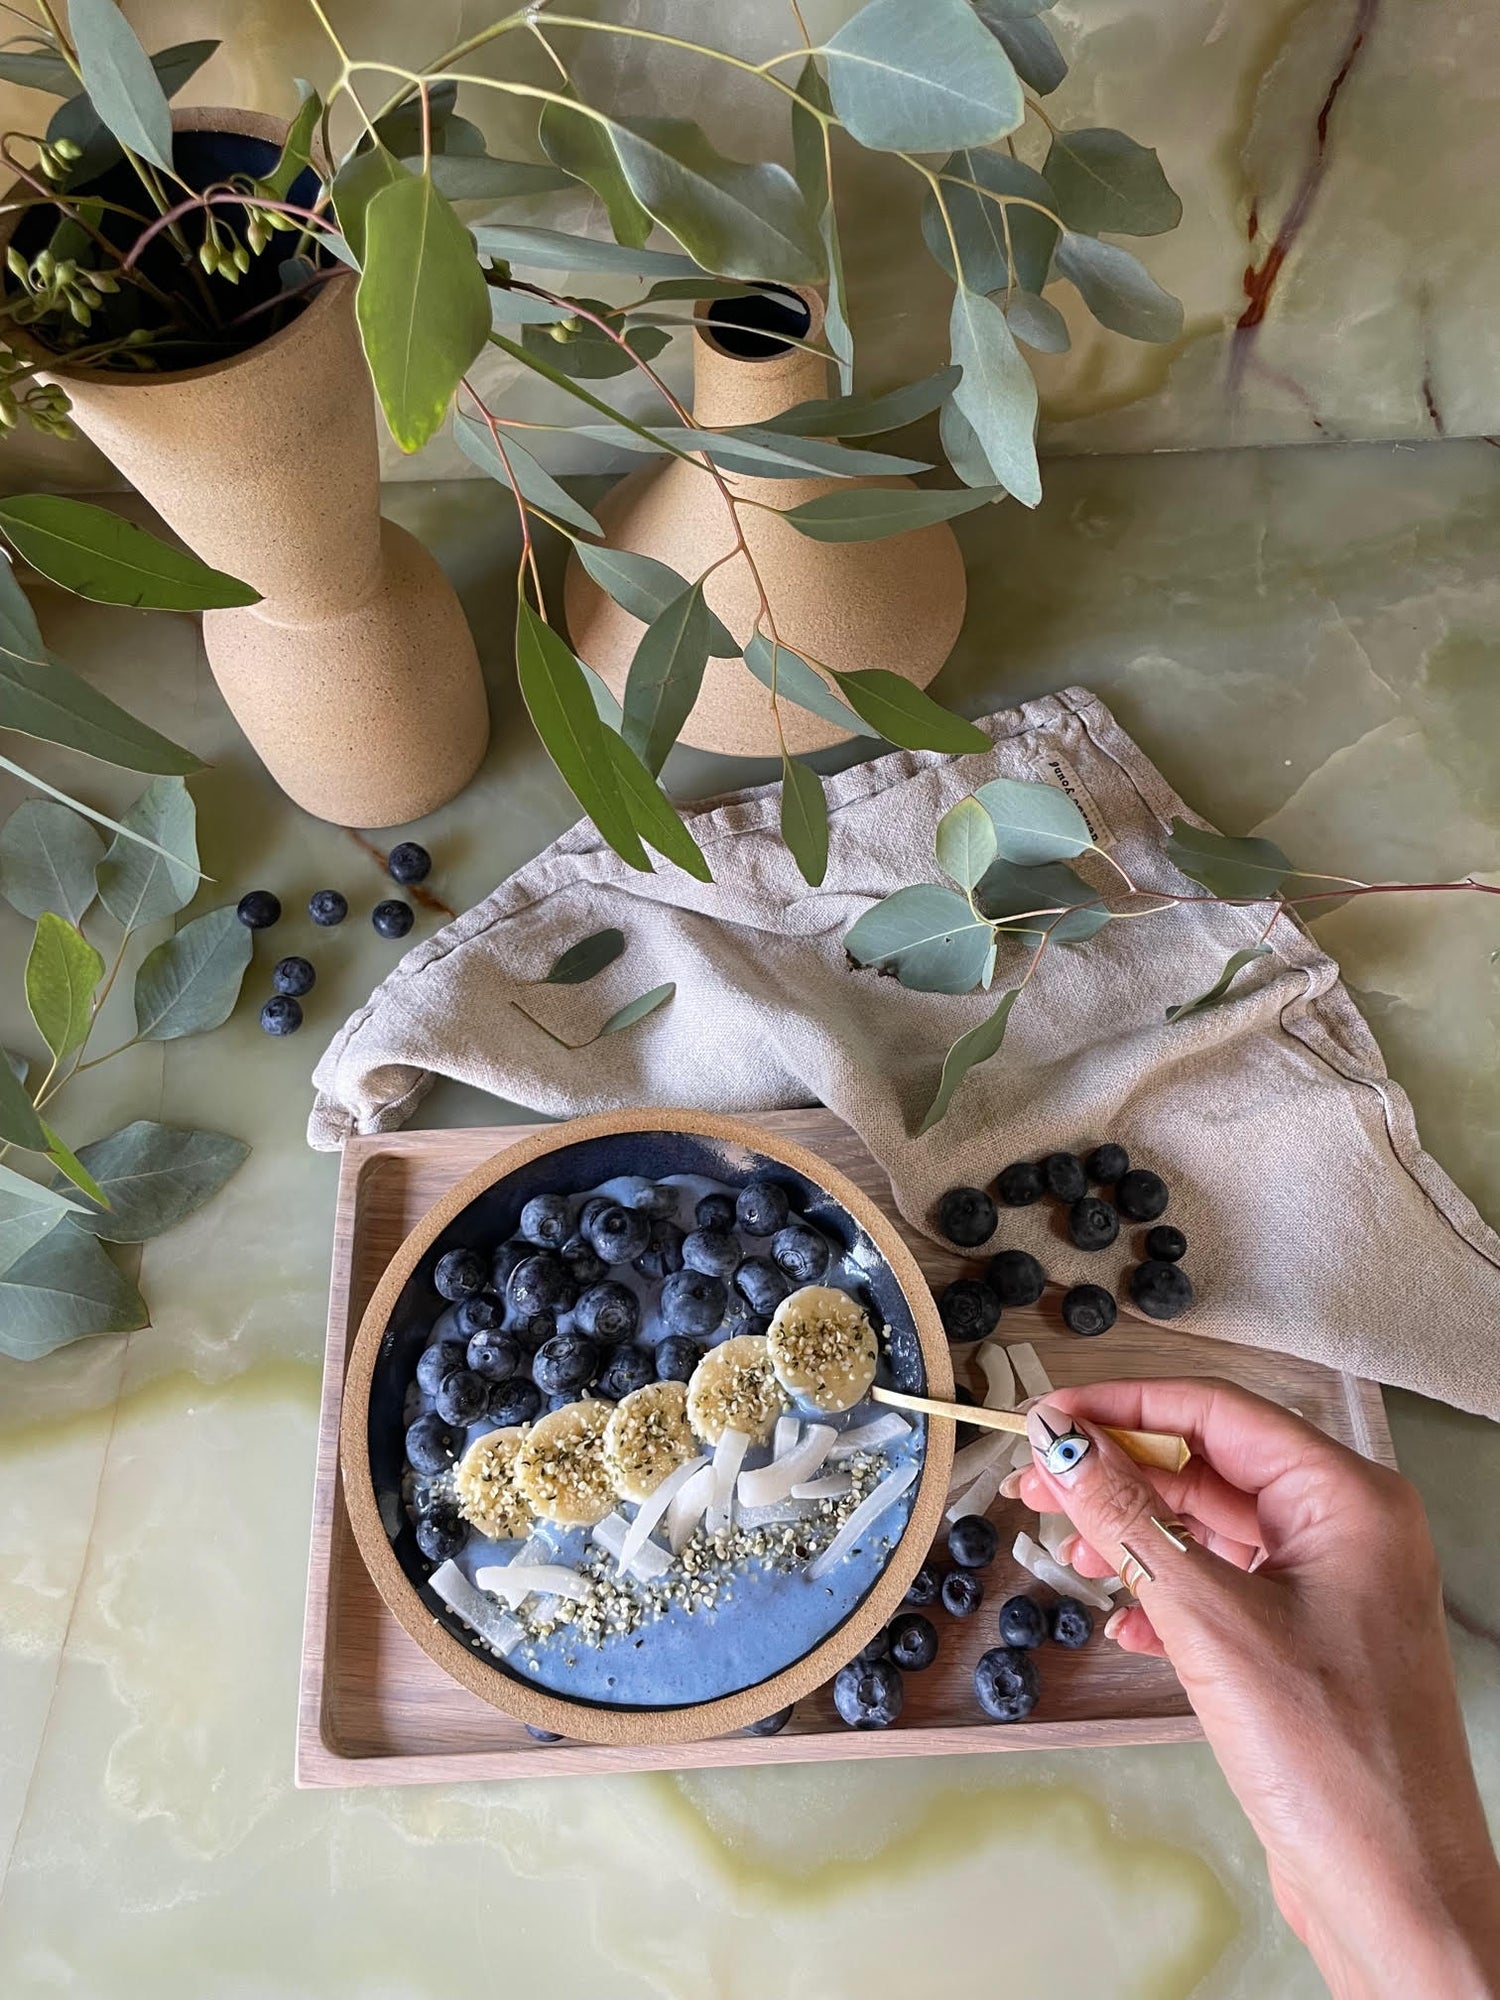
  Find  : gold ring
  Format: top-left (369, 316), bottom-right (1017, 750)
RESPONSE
top-left (1118, 1543), bottom-right (1154, 1594)
top-left (1150, 1516), bottom-right (1195, 1552)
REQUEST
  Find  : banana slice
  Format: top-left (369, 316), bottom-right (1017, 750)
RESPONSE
top-left (686, 1334), bottom-right (788, 1446)
top-left (604, 1380), bottom-right (698, 1504)
top-left (514, 1399), bottom-right (615, 1527)
top-left (453, 1425), bottom-right (533, 1540)
top-left (767, 1285), bottom-right (879, 1413)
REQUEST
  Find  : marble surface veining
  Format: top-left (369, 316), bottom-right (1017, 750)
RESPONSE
top-left (0, 437), bottom-right (1497, 1997)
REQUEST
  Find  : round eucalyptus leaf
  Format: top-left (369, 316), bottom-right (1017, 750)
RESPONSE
top-left (972, 775), bottom-right (1092, 864)
top-left (133, 905), bottom-right (253, 1043)
top-left (0, 799), bottom-right (102, 924)
top-left (824, 0), bottom-right (1023, 153)
top-left (56, 1120), bottom-right (251, 1243)
top-left (846, 883), bottom-right (994, 993)
top-left (1053, 232), bottom-right (1183, 343)
top-left (0, 1222), bottom-right (147, 1358)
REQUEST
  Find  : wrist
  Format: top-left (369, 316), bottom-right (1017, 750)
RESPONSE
top-left (1307, 1849), bottom-right (1500, 2000)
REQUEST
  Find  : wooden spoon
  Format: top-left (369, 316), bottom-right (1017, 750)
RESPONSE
top-left (871, 1386), bottom-right (1191, 1474)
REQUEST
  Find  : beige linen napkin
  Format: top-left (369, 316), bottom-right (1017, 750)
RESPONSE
top-left (309, 688), bottom-right (1500, 1418)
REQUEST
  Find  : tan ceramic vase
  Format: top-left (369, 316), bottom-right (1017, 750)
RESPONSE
top-left (563, 286), bottom-right (967, 758)
top-left (10, 109), bottom-right (489, 828)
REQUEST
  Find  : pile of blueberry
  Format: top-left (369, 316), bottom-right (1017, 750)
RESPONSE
top-left (236, 841), bottom-right (433, 1037)
top-left (934, 1143), bottom-right (1193, 1334)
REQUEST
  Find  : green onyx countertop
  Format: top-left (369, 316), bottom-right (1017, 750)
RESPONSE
top-left (0, 438), bottom-right (1496, 1998)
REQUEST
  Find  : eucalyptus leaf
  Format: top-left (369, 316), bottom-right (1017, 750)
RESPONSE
top-left (133, 906), bottom-right (252, 1042)
top-left (918, 987), bottom-right (1020, 1135)
top-left (1164, 819), bottom-right (1292, 900)
top-left (0, 496), bottom-right (260, 610)
top-left (596, 981), bottom-right (675, 1038)
top-left (519, 307), bottom-right (668, 381)
top-left (755, 366), bottom-right (961, 438)
top-left (26, 913), bottom-right (102, 1060)
top-left (0, 798), bottom-right (102, 923)
top-left (566, 423), bottom-right (927, 481)
top-left (56, 1121), bottom-right (250, 1242)
top-left (1005, 289), bottom-right (1070, 353)
top-left (95, 776), bottom-right (199, 930)
top-left (742, 635), bottom-right (871, 736)
top-left (581, 662), bottom-right (623, 730)
top-left (972, 775), bottom-right (1091, 864)
top-left (1166, 946), bottom-right (1273, 1024)
top-left (0, 1223), bottom-right (146, 1358)
top-left (973, 0), bottom-right (1057, 20)
top-left (819, 202), bottom-right (855, 397)
top-left (639, 278), bottom-right (764, 305)
top-left (539, 98), bottom-right (652, 249)
top-left (574, 545), bottom-right (739, 657)
top-left (515, 601), bottom-right (648, 871)
top-left (331, 145), bottom-right (407, 265)
top-left (1043, 128), bottom-right (1182, 237)
top-left (829, 670), bottom-right (990, 753)
top-left (611, 117), bottom-right (823, 284)
top-left (985, 11), bottom-right (1067, 94)
top-left (487, 331), bottom-right (696, 461)
top-left (922, 151), bottom-right (1058, 296)
top-left (543, 929), bottom-right (626, 985)
top-left (0, 1047), bottom-right (48, 1152)
top-left (68, 0), bottom-right (175, 172)
top-left (0, 47), bottom-right (86, 95)
top-left (425, 154), bottom-right (574, 202)
top-left (791, 58), bottom-right (853, 393)
top-left (3, 1048), bottom-right (27, 1085)
top-left (0, 1163), bottom-right (80, 1278)
top-left (621, 584), bottom-right (711, 775)
top-left (936, 796), bottom-right (998, 890)
top-left (452, 410), bottom-right (603, 538)
top-left (973, 855), bottom-right (1110, 941)
top-left (949, 286), bottom-right (1041, 509)
top-left (471, 223), bottom-right (702, 278)
top-left (781, 755), bottom-right (829, 888)
top-left (1053, 231), bottom-right (1183, 343)
top-left (845, 883), bottom-right (994, 993)
top-left (356, 173), bottom-right (492, 453)
top-left (940, 392), bottom-right (997, 488)
top-left (263, 84), bottom-right (322, 200)
top-left (43, 1123), bottom-right (107, 1207)
top-left (823, 0), bottom-right (1023, 152)
top-left (371, 77), bottom-right (458, 158)
top-left (488, 287), bottom-right (576, 326)
top-left (781, 484), bottom-right (1004, 543)
top-left (601, 733), bottom-right (712, 883)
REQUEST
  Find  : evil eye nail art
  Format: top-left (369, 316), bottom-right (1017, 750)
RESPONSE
top-left (1032, 1409), bottom-right (1094, 1478)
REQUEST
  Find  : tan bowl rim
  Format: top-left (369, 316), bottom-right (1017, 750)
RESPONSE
top-left (338, 1106), bottom-right (955, 1746)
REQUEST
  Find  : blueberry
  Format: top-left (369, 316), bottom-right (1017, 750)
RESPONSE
top-left (904, 1563), bottom-right (942, 1607)
top-left (308, 888), bottom-right (348, 926)
top-left (372, 899), bottom-right (414, 939)
top-left (597, 1344), bottom-right (655, 1401)
top-left (434, 1248), bottom-right (487, 1301)
top-left (578, 1195), bottom-right (613, 1237)
top-left (1040, 1152), bottom-right (1087, 1203)
top-left (997, 1595), bottom-right (1048, 1649)
top-left (545, 1389), bottom-right (584, 1413)
top-left (734, 1256), bottom-right (788, 1316)
top-left (833, 1659), bottom-right (904, 1729)
top-left (1116, 1169), bottom-right (1169, 1222)
top-left (719, 1290), bottom-right (767, 1339)
top-left (941, 1570), bottom-right (984, 1617)
top-left (574, 1281), bottom-right (640, 1344)
top-left (634, 1218), bottom-right (684, 1281)
top-left (1068, 1195), bottom-right (1120, 1253)
top-left (948, 1514), bottom-right (999, 1570)
top-left (1130, 1260), bottom-right (1194, 1320)
top-left (617, 1176), bottom-right (677, 1217)
top-left (520, 1194), bottom-right (572, 1250)
top-left (682, 1227), bottom-right (740, 1279)
top-left (660, 1269), bottom-right (727, 1338)
top-left (259, 995), bottom-right (302, 1036)
top-left (532, 1331), bottom-right (600, 1396)
top-left (736, 1180), bottom-right (790, 1237)
top-left (695, 1192), bottom-right (736, 1232)
top-left (507, 1252), bottom-right (577, 1315)
top-left (743, 1704), bottom-right (793, 1737)
top-left (491, 1239), bottom-right (530, 1291)
top-left (466, 1332), bottom-right (521, 1383)
top-left (988, 1249), bottom-right (1047, 1308)
top-left (582, 1201), bottom-right (651, 1266)
top-left (887, 1611), bottom-right (938, 1671)
top-left (655, 1335), bottom-right (703, 1383)
top-left (405, 1412), bottom-right (456, 1475)
top-left (562, 1234), bottom-right (609, 1288)
top-left (486, 1378), bottom-right (542, 1426)
top-left (1049, 1597), bottom-right (1095, 1649)
top-left (525, 1724), bottom-right (564, 1743)
top-left (415, 1502), bottom-right (466, 1562)
top-left (415, 1340), bottom-right (466, 1397)
top-left (995, 1160), bottom-right (1044, 1207)
top-left (974, 1646), bottom-right (1039, 1722)
top-left (272, 955), bottom-right (315, 997)
top-left (1061, 1284), bottom-right (1117, 1338)
top-left (387, 841), bottom-right (431, 884)
top-left (510, 1310), bottom-right (556, 1350)
top-left (455, 1292), bottom-right (503, 1338)
top-left (771, 1223), bottom-right (831, 1286)
top-left (1084, 1142), bottom-right (1129, 1185)
top-left (938, 1185), bottom-right (997, 1248)
top-left (236, 889), bottom-right (280, 929)
top-left (1145, 1224), bottom-right (1187, 1263)
top-left (937, 1278), bottom-right (1001, 1344)
top-left (435, 1368), bottom-right (487, 1425)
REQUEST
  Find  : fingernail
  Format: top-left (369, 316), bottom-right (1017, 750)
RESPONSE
top-left (1104, 1608), bottom-right (1130, 1643)
top-left (1055, 1533), bottom-right (1082, 1567)
top-left (1025, 1401), bottom-right (1096, 1483)
top-left (998, 1470), bottom-right (1025, 1500)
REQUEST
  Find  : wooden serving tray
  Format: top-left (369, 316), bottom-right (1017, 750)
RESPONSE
top-left (297, 1113), bottom-right (1395, 1788)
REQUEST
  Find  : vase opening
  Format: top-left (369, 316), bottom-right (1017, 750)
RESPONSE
top-left (703, 285), bottom-right (813, 362)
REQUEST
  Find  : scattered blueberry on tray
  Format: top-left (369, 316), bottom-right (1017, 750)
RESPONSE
top-left (372, 898), bottom-right (415, 940)
top-left (272, 955), bottom-right (315, 997)
top-left (1040, 1152), bottom-right (1087, 1203)
top-left (995, 1159), bottom-right (1044, 1207)
top-left (308, 888), bottom-right (348, 926)
top-left (937, 1277), bottom-right (1002, 1344)
top-left (938, 1185), bottom-right (998, 1248)
top-left (1061, 1284), bottom-right (1118, 1338)
top-left (1145, 1224), bottom-right (1187, 1263)
top-left (975, 1646), bottom-right (1039, 1722)
top-left (387, 841), bottom-right (432, 885)
top-left (904, 1562), bottom-right (942, 1607)
top-left (948, 1514), bottom-right (999, 1570)
top-left (1049, 1598), bottom-right (1095, 1650)
top-left (988, 1250), bottom-right (1046, 1309)
top-left (743, 1705), bottom-right (794, 1737)
top-left (887, 1611), bottom-right (939, 1671)
top-left (834, 1658), bottom-right (905, 1729)
top-left (941, 1570), bottom-right (984, 1617)
top-left (1067, 1195), bottom-right (1119, 1252)
top-left (997, 1594), bottom-right (1048, 1650)
top-left (236, 889), bottom-right (281, 929)
top-left (1115, 1168), bottom-right (1169, 1222)
top-left (259, 995), bottom-right (302, 1036)
top-left (1130, 1259), bottom-right (1194, 1320)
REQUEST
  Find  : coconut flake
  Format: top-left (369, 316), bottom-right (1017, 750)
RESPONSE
top-left (948, 1431), bottom-right (1009, 1492)
top-left (737, 1498), bottom-right (819, 1529)
top-left (1038, 1511), bottom-right (1074, 1561)
top-left (428, 1560), bottom-right (525, 1655)
top-left (666, 1461), bottom-right (715, 1553)
top-left (1011, 1530), bottom-right (1116, 1612)
top-left (473, 1562), bottom-right (593, 1606)
top-left (739, 1424), bottom-right (835, 1508)
top-left (829, 1412), bottom-right (910, 1458)
top-left (617, 1455), bottom-right (707, 1574)
top-left (946, 1462), bottom-right (1002, 1524)
top-left (792, 1471), bottom-right (852, 1501)
top-left (978, 1341), bottom-right (1017, 1410)
top-left (590, 1511), bottom-right (672, 1581)
top-left (773, 1414), bottom-right (800, 1458)
top-left (1007, 1342), bottom-right (1053, 1401)
top-left (807, 1460), bottom-right (919, 1581)
top-left (706, 1428), bottom-right (751, 1533)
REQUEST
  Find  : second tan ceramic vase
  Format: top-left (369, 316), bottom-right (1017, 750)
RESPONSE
top-left (18, 110), bottom-right (489, 829)
top-left (563, 286), bottom-right (967, 758)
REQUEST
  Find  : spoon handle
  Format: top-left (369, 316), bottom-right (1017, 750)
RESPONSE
top-left (870, 1386), bottom-right (1191, 1474)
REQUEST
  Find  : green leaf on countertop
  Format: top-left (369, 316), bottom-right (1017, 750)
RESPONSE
top-left (519, 305), bottom-right (669, 381)
top-left (936, 795), bottom-right (998, 890)
top-left (1165, 945), bottom-right (1274, 1023)
top-left (262, 83), bottom-right (322, 199)
top-left (601, 733), bottom-right (712, 882)
top-left (471, 223), bottom-right (703, 278)
top-left (452, 410), bottom-right (603, 538)
top-left (620, 583), bottom-right (712, 775)
top-left (67, 0), bottom-right (175, 172)
top-left (922, 150), bottom-right (1058, 297)
top-left (1043, 128), bottom-right (1182, 238)
top-left (132, 905), bottom-right (252, 1042)
top-left (845, 883), bottom-right (995, 993)
top-left (1053, 231), bottom-right (1183, 343)
top-left (611, 117), bottom-right (824, 284)
top-left (95, 776), bottom-right (199, 930)
top-left (781, 755), bottom-right (829, 888)
top-left (0, 798), bottom-right (102, 923)
top-left (596, 981), bottom-right (675, 1038)
top-left (515, 600), bottom-right (648, 871)
top-left (55, 1120), bottom-right (250, 1242)
top-left (331, 145), bottom-right (407, 266)
top-left (829, 670), bottom-right (990, 754)
top-left (540, 97), bottom-right (653, 249)
top-left (823, 0), bottom-right (1023, 153)
top-left (0, 751), bottom-right (199, 870)
top-left (780, 484), bottom-right (1005, 543)
top-left (425, 153), bottom-right (574, 201)
top-left (973, 855), bottom-right (1111, 941)
top-left (356, 172), bottom-right (493, 453)
top-left (982, 10), bottom-right (1067, 94)
top-left (0, 496), bottom-right (260, 610)
top-left (40, 1123), bottom-right (107, 1208)
top-left (574, 545), bottom-right (740, 658)
top-left (1005, 289), bottom-right (1070, 353)
top-left (1164, 819), bottom-right (1292, 900)
top-left (972, 775), bottom-right (1091, 865)
top-left (0, 1040), bottom-right (48, 1151)
top-left (918, 986), bottom-right (1020, 1134)
top-left (755, 366), bottom-right (962, 439)
top-left (25, 913), bottom-right (103, 1060)
top-left (949, 286), bottom-right (1040, 509)
top-left (543, 929), bottom-right (626, 985)
top-left (742, 635), bottom-right (872, 737)
top-left (0, 1222), bottom-right (146, 1358)
top-left (0, 1162), bottom-right (81, 1278)
top-left (791, 57), bottom-right (853, 393)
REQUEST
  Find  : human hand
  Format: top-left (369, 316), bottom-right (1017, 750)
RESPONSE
top-left (1008, 1379), bottom-right (1500, 2000)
